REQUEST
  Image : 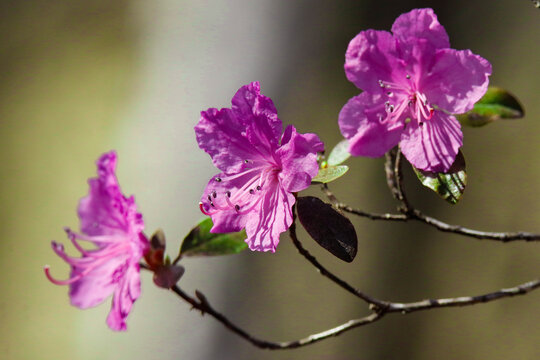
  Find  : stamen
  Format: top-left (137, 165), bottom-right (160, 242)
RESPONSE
top-left (45, 239), bottom-right (131, 286)
top-left (202, 165), bottom-right (275, 217)
top-left (199, 202), bottom-right (217, 216)
top-left (63, 228), bottom-right (123, 244)
top-left (213, 166), bottom-right (265, 182)
top-left (381, 98), bottom-right (409, 124)
top-left (44, 265), bottom-right (78, 285)
top-left (68, 235), bottom-right (92, 256)
top-left (406, 74), bottom-right (411, 79)
top-left (378, 80), bottom-right (409, 92)
top-left (43, 255), bottom-right (111, 286)
top-left (225, 195), bottom-right (235, 208)
top-left (212, 191), bottom-right (217, 198)
top-left (235, 193), bottom-right (265, 214)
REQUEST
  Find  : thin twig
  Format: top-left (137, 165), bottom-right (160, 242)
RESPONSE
top-left (322, 185), bottom-right (407, 221)
top-left (387, 279), bottom-right (540, 314)
top-left (289, 210), bottom-right (389, 309)
top-left (384, 148), bottom-right (401, 202)
top-left (325, 181), bottom-right (540, 241)
top-left (170, 284), bottom-right (383, 350)
top-left (162, 217), bottom-right (539, 351)
top-left (408, 209), bottom-right (540, 241)
top-left (169, 277), bottom-right (539, 350)
top-left (384, 147), bottom-right (410, 211)
top-left (331, 197), bottom-right (540, 242)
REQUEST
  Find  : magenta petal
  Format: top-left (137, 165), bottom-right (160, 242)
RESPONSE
top-left (78, 152), bottom-right (143, 236)
top-left (423, 49), bottom-right (492, 114)
top-left (345, 30), bottom-right (400, 93)
top-left (245, 184), bottom-right (295, 252)
top-left (339, 92), bottom-right (403, 157)
top-left (196, 82), bottom-right (284, 171)
top-left (232, 82), bottom-right (283, 154)
top-left (106, 265), bottom-right (140, 331)
top-left (281, 125), bottom-right (324, 152)
top-left (195, 108), bottom-right (260, 173)
top-left (391, 8), bottom-right (449, 50)
top-left (400, 112), bottom-right (463, 172)
top-left (210, 210), bottom-right (248, 234)
top-left (68, 256), bottom-right (123, 308)
top-left (277, 125), bottom-right (323, 193)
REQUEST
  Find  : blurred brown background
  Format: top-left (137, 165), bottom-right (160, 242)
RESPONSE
top-left (0, 1), bottom-right (538, 359)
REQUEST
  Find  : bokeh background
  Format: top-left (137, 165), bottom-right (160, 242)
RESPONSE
top-left (1, 1), bottom-right (538, 359)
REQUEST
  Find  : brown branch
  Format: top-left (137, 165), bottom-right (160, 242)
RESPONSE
top-left (163, 213), bottom-right (539, 351)
top-left (322, 184), bottom-right (407, 221)
top-left (384, 147), bottom-right (410, 211)
top-left (331, 195), bottom-right (540, 242)
top-left (169, 276), bottom-right (539, 351)
top-left (407, 209), bottom-right (540, 241)
top-left (387, 279), bottom-right (540, 314)
top-left (331, 196), bottom-right (540, 241)
top-left (170, 284), bottom-right (383, 350)
top-left (289, 211), bottom-right (389, 309)
top-left (164, 143), bottom-right (539, 350)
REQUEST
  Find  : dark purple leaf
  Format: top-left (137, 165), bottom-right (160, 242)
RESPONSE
top-left (297, 196), bottom-right (357, 262)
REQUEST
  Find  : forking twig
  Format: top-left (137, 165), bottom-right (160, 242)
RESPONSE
top-left (321, 148), bottom-right (540, 242)
top-left (164, 148), bottom-right (539, 350)
top-left (165, 233), bottom-right (538, 351)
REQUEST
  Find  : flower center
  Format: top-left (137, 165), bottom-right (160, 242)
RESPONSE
top-left (378, 75), bottom-right (434, 127)
top-left (200, 161), bottom-right (279, 216)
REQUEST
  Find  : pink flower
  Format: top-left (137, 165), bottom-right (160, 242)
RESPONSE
top-left (339, 8), bottom-right (491, 172)
top-left (196, 82), bottom-right (324, 252)
top-left (44, 151), bottom-right (149, 331)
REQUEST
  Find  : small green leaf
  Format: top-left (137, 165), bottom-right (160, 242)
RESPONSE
top-left (312, 165), bottom-right (349, 184)
top-left (457, 87), bottom-right (524, 127)
top-left (297, 196), bottom-right (358, 263)
top-left (412, 152), bottom-right (467, 204)
top-left (327, 139), bottom-right (351, 166)
top-left (180, 217), bottom-right (248, 256)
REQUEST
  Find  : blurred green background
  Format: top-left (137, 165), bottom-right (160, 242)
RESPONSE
top-left (1, 1), bottom-right (538, 359)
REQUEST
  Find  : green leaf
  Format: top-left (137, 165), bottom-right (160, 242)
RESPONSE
top-left (412, 152), bottom-right (467, 204)
top-left (327, 139), bottom-right (351, 166)
top-left (297, 196), bottom-right (358, 262)
top-left (179, 217), bottom-right (248, 257)
top-left (457, 87), bottom-right (524, 127)
top-left (312, 165), bottom-right (349, 184)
